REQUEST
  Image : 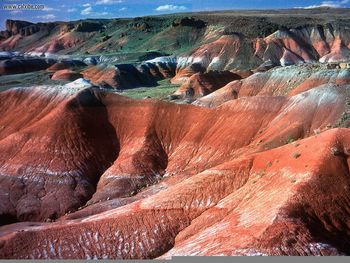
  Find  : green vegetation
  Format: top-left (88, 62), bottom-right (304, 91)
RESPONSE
top-left (336, 111), bottom-right (350, 128)
top-left (256, 170), bottom-right (265, 178)
top-left (285, 135), bottom-right (296, 144)
top-left (0, 70), bottom-right (61, 92)
top-left (116, 79), bottom-right (179, 99)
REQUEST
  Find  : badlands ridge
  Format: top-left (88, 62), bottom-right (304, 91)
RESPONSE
top-left (0, 8), bottom-right (350, 259)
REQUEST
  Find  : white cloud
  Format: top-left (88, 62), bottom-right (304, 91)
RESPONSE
top-left (119, 7), bottom-right (127, 11)
top-left (81, 6), bottom-right (93, 15)
top-left (81, 6), bottom-right (110, 16)
top-left (67, 8), bottom-right (77, 13)
top-left (80, 0), bottom-right (123, 16)
top-left (298, 0), bottom-right (349, 9)
top-left (155, 4), bottom-right (187, 12)
top-left (96, 0), bottom-right (123, 4)
top-left (37, 14), bottom-right (56, 20)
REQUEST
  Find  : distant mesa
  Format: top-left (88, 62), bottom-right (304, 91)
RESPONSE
top-left (172, 17), bottom-right (206, 28)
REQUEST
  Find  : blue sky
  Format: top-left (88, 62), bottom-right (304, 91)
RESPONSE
top-left (1, 0), bottom-right (350, 29)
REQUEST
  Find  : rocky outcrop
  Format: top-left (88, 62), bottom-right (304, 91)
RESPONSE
top-left (2, 20), bottom-right (51, 38)
top-left (172, 17), bottom-right (206, 28)
top-left (5, 20), bottom-right (34, 35)
top-left (75, 22), bottom-right (104, 33)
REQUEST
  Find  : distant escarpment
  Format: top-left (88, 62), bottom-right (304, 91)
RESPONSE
top-left (1, 9), bottom-right (350, 76)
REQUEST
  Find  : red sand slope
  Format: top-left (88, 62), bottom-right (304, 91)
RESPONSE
top-left (0, 80), bottom-right (350, 258)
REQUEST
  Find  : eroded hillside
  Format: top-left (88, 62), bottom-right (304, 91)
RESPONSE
top-left (1, 8), bottom-right (350, 259)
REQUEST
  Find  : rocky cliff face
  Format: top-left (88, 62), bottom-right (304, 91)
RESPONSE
top-left (3, 20), bottom-right (49, 37)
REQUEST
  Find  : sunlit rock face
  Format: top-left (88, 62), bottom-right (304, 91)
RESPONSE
top-left (172, 25), bottom-right (350, 83)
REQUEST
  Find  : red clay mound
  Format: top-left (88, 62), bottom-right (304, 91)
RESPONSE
top-left (195, 64), bottom-right (350, 107)
top-left (51, 69), bottom-right (83, 81)
top-left (0, 82), bottom-right (349, 258)
top-left (174, 71), bottom-right (241, 99)
top-left (173, 34), bottom-right (259, 83)
top-left (0, 87), bottom-right (119, 222)
top-left (82, 63), bottom-right (173, 89)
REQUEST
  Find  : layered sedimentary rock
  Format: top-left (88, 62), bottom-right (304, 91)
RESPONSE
top-left (173, 25), bottom-right (350, 82)
top-left (82, 60), bottom-right (176, 89)
top-left (0, 81), bottom-right (349, 258)
top-left (174, 71), bottom-right (241, 99)
top-left (194, 64), bottom-right (350, 107)
top-left (1, 10), bottom-right (350, 75)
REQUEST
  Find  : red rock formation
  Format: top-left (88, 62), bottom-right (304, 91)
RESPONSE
top-left (5, 20), bottom-right (35, 36)
top-left (51, 69), bottom-right (83, 81)
top-left (82, 62), bottom-right (174, 89)
top-left (173, 34), bottom-right (259, 83)
top-left (174, 71), bottom-right (241, 98)
top-left (0, 81), bottom-right (349, 258)
top-left (195, 65), bottom-right (350, 107)
top-left (172, 25), bottom-right (350, 82)
top-left (0, 87), bottom-right (119, 222)
top-left (33, 32), bottom-right (93, 54)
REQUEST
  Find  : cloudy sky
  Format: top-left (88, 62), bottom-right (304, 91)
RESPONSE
top-left (1, 0), bottom-right (350, 29)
